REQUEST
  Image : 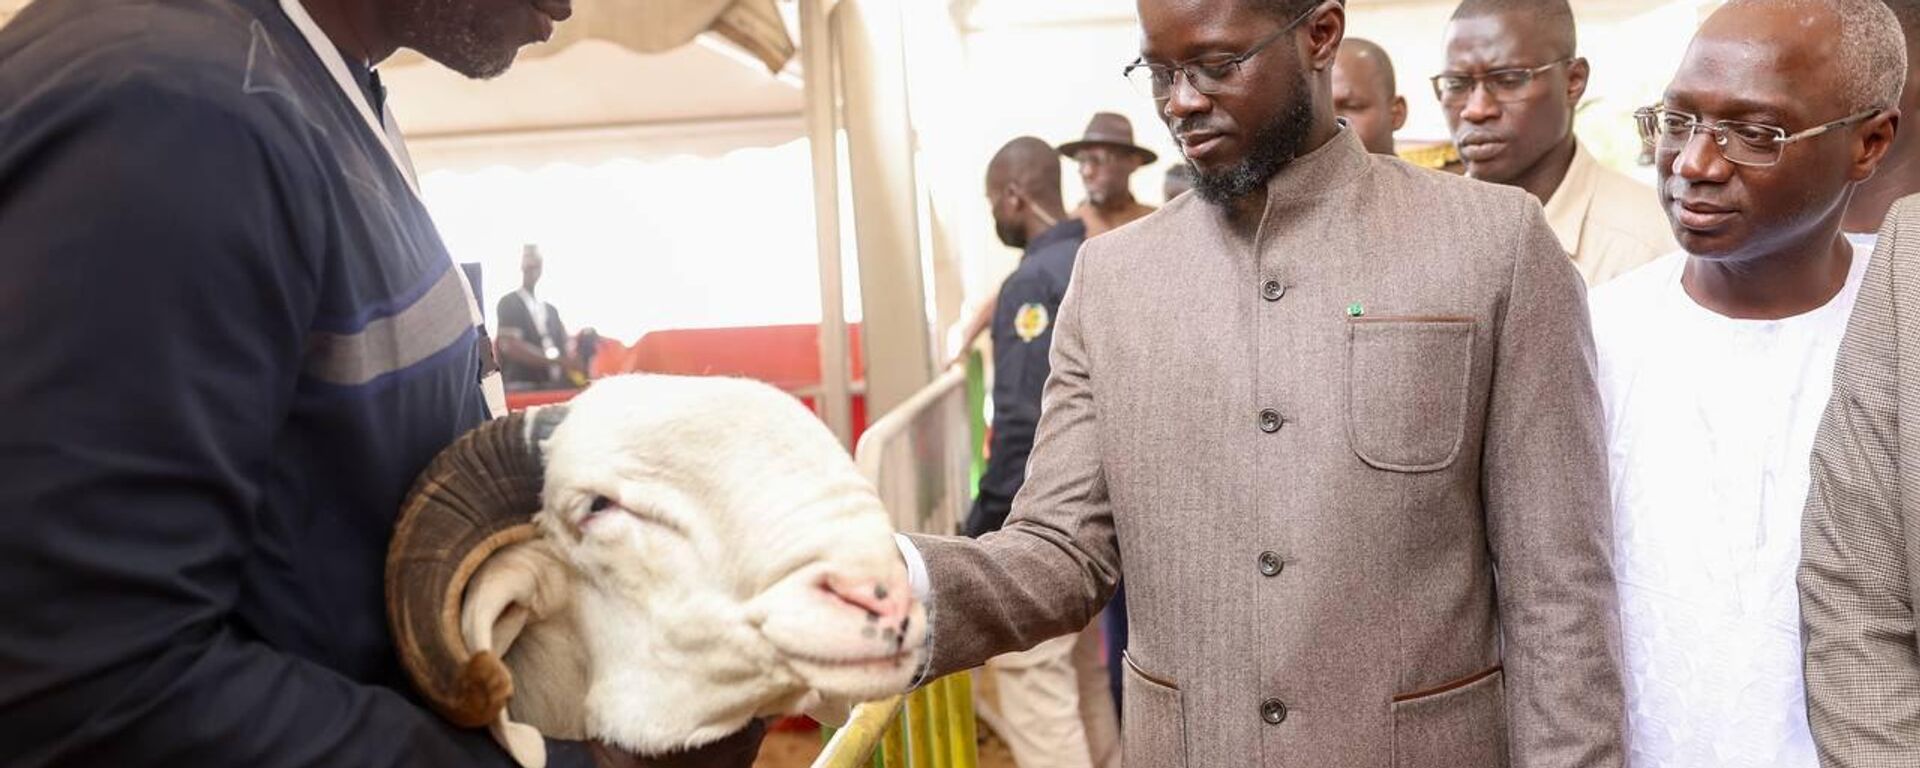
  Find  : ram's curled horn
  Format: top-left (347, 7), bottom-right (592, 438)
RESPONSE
top-left (384, 375), bottom-right (929, 768)
top-left (385, 405), bottom-right (569, 731)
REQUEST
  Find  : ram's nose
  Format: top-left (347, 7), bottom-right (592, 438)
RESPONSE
top-left (821, 571), bottom-right (913, 628)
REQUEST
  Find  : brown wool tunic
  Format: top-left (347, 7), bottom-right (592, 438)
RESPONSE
top-left (911, 130), bottom-right (1626, 768)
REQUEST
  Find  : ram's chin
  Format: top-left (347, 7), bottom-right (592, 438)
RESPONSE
top-left (786, 649), bottom-right (922, 701)
top-left (585, 681), bottom-right (785, 757)
top-left (593, 717), bottom-right (763, 758)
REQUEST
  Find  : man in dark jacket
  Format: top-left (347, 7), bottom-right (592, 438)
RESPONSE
top-left (969, 138), bottom-right (1086, 538)
top-left (964, 136), bottom-right (1119, 768)
top-left (0, 0), bottom-right (758, 764)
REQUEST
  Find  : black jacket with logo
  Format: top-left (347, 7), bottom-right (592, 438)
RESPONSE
top-left (966, 219), bottom-right (1087, 537)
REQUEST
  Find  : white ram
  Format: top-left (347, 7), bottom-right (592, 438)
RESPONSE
top-left (386, 374), bottom-right (924, 767)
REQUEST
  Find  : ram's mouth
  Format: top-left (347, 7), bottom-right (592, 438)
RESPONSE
top-left (783, 648), bottom-right (918, 670)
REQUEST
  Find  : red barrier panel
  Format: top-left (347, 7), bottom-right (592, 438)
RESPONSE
top-left (514, 324), bottom-right (869, 444)
top-left (622, 324), bottom-right (864, 390)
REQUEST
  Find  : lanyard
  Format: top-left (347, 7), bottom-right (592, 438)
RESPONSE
top-left (278, 0), bottom-right (419, 195)
top-left (276, 0), bottom-right (507, 417)
top-left (517, 289), bottom-right (555, 347)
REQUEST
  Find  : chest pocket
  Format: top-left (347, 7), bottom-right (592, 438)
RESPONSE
top-left (1345, 317), bottom-right (1475, 472)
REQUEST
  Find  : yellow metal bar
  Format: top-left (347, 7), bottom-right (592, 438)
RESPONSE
top-left (927, 675), bottom-right (952, 767)
top-left (941, 674), bottom-right (979, 768)
top-left (811, 697), bottom-right (904, 768)
top-left (882, 710), bottom-right (908, 767)
top-left (810, 672), bottom-right (979, 768)
top-left (907, 686), bottom-right (936, 767)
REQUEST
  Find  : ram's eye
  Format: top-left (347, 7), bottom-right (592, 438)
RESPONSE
top-left (589, 496), bottom-right (615, 513)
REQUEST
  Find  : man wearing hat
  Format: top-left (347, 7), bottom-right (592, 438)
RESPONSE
top-left (1061, 112), bottom-right (1161, 238)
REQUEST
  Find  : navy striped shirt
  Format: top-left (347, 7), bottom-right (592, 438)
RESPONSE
top-left (0, 0), bottom-right (585, 764)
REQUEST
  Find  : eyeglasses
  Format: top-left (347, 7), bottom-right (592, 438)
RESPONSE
top-left (1075, 147), bottom-right (1127, 168)
top-left (1122, 4), bottom-right (1318, 103)
top-left (1430, 59), bottom-right (1574, 105)
top-left (1633, 105), bottom-right (1883, 168)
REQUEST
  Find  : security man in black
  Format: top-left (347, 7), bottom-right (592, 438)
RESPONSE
top-left (966, 137), bottom-right (1091, 537)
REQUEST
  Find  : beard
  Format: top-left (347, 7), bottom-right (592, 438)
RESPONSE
top-left (995, 217), bottom-right (1028, 249)
top-left (385, 0), bottom-right (526, 80)
top-left (1184, 72), bottom-right (1317, 207)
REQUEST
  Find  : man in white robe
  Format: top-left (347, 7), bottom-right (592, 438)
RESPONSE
top-left (1589, 1), bottom-right (1904, 765)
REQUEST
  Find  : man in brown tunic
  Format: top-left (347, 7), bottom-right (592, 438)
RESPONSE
top-left (896, 0), bottom-right (1626, 765)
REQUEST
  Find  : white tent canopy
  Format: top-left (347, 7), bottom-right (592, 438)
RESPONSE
top-left (385, 0), bottom-right (805, 172)
top-left (1, 0), bottom-right (1727, 441)
top-left (0, 0), bottom-right (806, 172)
top-left (0, 0), bottom-right (1720, 172)
top-left (389, 37), bottom-right (804, 171)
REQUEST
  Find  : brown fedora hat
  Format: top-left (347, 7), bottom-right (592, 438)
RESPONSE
top-left (1058, 112), bottom-right (1158, 164)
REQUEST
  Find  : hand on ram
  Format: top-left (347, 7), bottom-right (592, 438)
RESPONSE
top-left (386, 375), bottom-right (928, 768)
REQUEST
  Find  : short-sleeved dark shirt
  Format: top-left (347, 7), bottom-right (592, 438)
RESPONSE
top-left (965, 219), bottom-right (1087, 537)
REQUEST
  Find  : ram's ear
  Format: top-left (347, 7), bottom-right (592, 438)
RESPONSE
top-left (462, 540), bottom-right (575, 768)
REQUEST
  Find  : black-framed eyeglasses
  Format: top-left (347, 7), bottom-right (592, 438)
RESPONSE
top-left (1430, 59), bottom-right (1574, 105)
top-left (1633, 105), bottom-right (1883, 168)
top-left (1122, 4), bottom-right (1318, 103)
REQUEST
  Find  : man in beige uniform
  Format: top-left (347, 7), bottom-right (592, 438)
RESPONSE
top-left (897, 0), bottom-right (1626, 765)
top-left (1438, 0), bottom-right (1674, 284)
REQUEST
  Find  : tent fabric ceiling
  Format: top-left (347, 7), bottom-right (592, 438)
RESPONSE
top-left (953, 0), bottom-right (1685, 29)
top-left (0, 0), bottom-right (801, 149)
top-left (0, 0), bottom-right (1709, 159)
top-left (377, 0), bottom-right (806, 158)
top-left (708, 0), bottom-right (794, 73)
top-left (0, 0), bottom-right (795, 73)
top-left (384, 39), bottom-right (802, 141)
top-left (382, 0), bottom-right (794, 73)
top-left (0, 0), bottom-right (1692, 57)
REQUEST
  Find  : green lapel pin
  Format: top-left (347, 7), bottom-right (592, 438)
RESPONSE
top-left (1347, 302), bottom-right (1365, 318)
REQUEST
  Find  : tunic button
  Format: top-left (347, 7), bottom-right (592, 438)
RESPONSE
top-left (1259, 551), bottom-right (1284, 577)
top-left (1261, 279), bottom-right (1285, 301)
top-left (1258, 409), bottom-right (1282, 433)
top-left (1261, 698), bottom-right (1288, 725)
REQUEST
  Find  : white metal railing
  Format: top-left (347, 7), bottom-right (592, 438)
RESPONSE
top-left (814, 364), bottom-right (978, 768)
top-left (852, 365), bottom-right (970, 538)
